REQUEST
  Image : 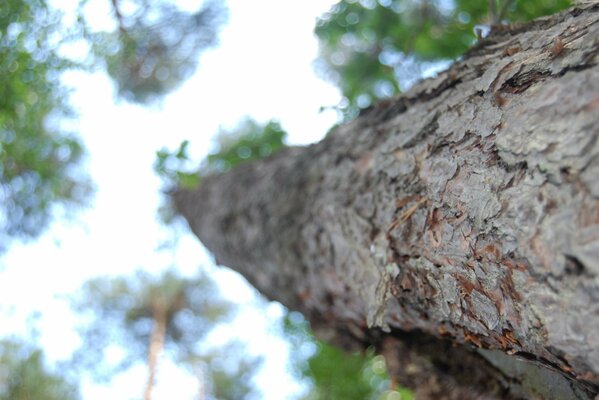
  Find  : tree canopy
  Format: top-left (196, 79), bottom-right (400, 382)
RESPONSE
top-left (0, 0), bottom-right (226, 252)
top-left (0, 338), bottom-right (80, 400)
top-left (97, 0), bottom-right (227, 103)
top-left (0, 0), bottom-right (90, 250)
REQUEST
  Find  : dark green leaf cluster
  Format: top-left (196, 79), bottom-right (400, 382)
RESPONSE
top-left (0, 339), bottom-right (80, 400)
top-left (95, 0), bottom-right (228, 103)
top-left (315, 0), bottom-right (571, 116)
top-left (0, 0), bottom-right (91, 251)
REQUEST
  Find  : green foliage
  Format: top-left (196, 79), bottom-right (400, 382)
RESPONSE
top-left (155, 118), bottom-right (287, 192)
top-left (155, 140), bottom-right (201, 189)
top-left (205, 118), bottom-right (287, 174)
top-left (94, 0), bottom-right (228, 104)
top-left (304, 342), bottom-right (379, 400)
top-left (70, 269), bottom-right (232, 380)
top-left (0, 0), bottom-right (227, 252)
top-left (315, 0), bottom-right (571, 116)
top-left (284, 312), bottom-right (412, 400)
top-left (0, 339), bottom-right (80, 400)
top-left (0, 0), bottom-right (91, 250)
top-left (155, 119), bottom-right (287, 227)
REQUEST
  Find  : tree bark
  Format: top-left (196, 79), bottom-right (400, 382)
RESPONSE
top-left (195, 362), bottom-right (206, 400)
top-left (143, 308), bottom-right (167, 400)
top-left (175, 4), bottom-right (599, 399)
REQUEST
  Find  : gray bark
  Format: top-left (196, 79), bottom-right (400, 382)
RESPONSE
top-left (175, 4), bottom-right (599, 399)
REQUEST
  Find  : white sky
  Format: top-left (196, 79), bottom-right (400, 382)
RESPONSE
top-left (0, 0), bottom-right (340, 399)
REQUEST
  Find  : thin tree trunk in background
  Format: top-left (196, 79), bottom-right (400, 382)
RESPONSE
top-left (196, 361), bottom-right (206, 400)
top-left (175, 4), bottom-right (599, 399)
top-left (143, 308), bottom-right (167, 400)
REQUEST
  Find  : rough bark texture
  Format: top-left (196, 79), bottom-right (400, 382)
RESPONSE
top-left (175, 4), bottom-right (599, 399)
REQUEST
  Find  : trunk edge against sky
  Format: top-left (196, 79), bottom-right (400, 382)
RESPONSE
top-left (175, 4), bottom-right (599, 399)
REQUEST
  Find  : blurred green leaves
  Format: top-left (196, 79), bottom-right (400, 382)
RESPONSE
top-left (0, 339), bottom-right (80, 400)
top-left (284, 311), bottom-right (412, 400)
top-left (0, 0), bottom-right (228, 252)
top-left (0, 0), bottom-right (91, 251)
top-left (204, 118), bottom-right (287, 174)
top-left (155, 118), bottom-right (287, 227)
top-left (304, 343), bottom-right (387, 400)
top-left (155, 118), bottom-right (287, 190)
top-left (315, 0), bottom-right (571, 117)
top-left (155, 140), bottom-right (201, 189)
top-left (97, 0), bottom-right (228, 103)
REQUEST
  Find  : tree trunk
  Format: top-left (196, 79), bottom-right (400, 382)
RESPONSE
top-left (174, 4), bottom-right (599, 399)
top-left (196, 362), bottom-right (206, 400)
top-left (143, 308), bottom-right (167, 400)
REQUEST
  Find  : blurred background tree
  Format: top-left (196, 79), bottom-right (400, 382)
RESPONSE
top-left (70, 268), bottom-right (238, 399)
top-left (0, 338), bottom-right (80, 400)
top-left (96, 0), bottom-right (227, 103)
top-left (314, 0), bottom-right (571, 117)
top-left (192, 341), bottom-right (263, 400)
